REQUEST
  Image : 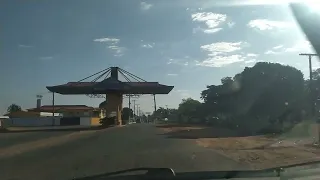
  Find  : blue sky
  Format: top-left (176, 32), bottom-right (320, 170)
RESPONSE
top-left (0, 0), bottom-right (318, 115)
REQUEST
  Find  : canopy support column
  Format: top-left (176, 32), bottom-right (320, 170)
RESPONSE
top-left (102, 93), bottom-right (123, 125)
top-left (52, 92), bottom-right (55, 117)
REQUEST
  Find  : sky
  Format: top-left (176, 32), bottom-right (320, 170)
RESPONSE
top-left (0, 0), bottom-right (319, 115)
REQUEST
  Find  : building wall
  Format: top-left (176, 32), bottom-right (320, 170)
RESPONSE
top-left (7, 111), bottom-right (41, 118)
top-left (62, 111), bottom-right (92, 117)
top-left (3, 117), bottom-right (60, 127)
top-left (1, 117), bottom-right (102, 127)
top-left (80, 117), bottom-right (91, 126)
top-left (91, 117), bottom-right (101, 126)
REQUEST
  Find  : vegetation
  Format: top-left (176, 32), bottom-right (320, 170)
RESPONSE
top-left (153, 62), bottom-right (319, 135)
top-left (100, 116), bottom-right (116, 127)
top-left (6, 104), bottom-right (22, 113)
top-left (122, 107), bottom-right (133, 121)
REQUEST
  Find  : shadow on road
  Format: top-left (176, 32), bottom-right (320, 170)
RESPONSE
top-left (0, 126), bottom-right (107, 133)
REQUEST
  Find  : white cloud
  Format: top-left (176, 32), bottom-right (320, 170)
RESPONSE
top-left (198, 41), bottom-right (255, 67)
top-left (265, 50), bottom-right (278, 55)
top-left (200, 42), bottom-right (244, 55)
top-left (247, 19), bottom-right (293, 31)
top-left (203, 28), bottom-right (223, 34)
top-left (140, 2), bottom-right (153, 10)
top-left (167, 58), bottom-right (179, 65)
top-left (197, 54), bottom-right (245, 67)
top-left (273, 45), bottom-right (284, 49)
top-left (284, 40), bottom-right (312, 52)
top-left (247, 53), bottom-right (258, 57)
top-left (191, 12), bottom-right (227, 34)
top-left (93, 37), bottom-right (120, 44)
top-left (264, 40), bottom-right (313, 55)
top-left (39, 56), bottom-right (53, 60)
top-left (94, 37), bottom-right (126, 56)
top-left (244, 59), bottom-right (256, 64)
top-left (167, 73), bottom-right (178, 76)
top-left (141, 44), bottom-right (153, 48)
top-left (108, 45), bottom-right (125, 57)
top-left (167, 58), bottom-right (191, 66)
top-left (19, 44), bottom-right (33, 48)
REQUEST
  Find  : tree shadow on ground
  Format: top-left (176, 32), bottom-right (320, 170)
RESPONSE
top-left (0, 126), bottom-right (108, 133)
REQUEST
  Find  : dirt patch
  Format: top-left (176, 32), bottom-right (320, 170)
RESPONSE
top-left (157, 124), bottom-right (239, 138)
top-left (158, 125), bottom-right (204, 133)
top-left (215, 147), bottom-right (320, 169)
top-left (195, 135), bottom-right (320, 169)
top-left (158, 124), bottom-right (320, 169)
top-left (195, 136), bottom-right (276, 150)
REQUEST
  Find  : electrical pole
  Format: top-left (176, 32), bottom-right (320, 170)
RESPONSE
top-left (133, 100), bottom-right (136, 121)
top-left (136, 104), bottom-right (140, 122)
top-left (299, 53), bottom-right (319, 117)
top-left (128, 95), bottom-right (131, 122)
top-left (128, 95), bottom-right (131, 112)
top-left (136, 104), bottom-right (140, 117)
top-left (52, 92), bottom-right (55, 126)
top-left (153, 94), bottom-right (157, 113)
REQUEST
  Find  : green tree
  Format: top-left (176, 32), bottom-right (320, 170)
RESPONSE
top-left (122, 107), bottom-right (133, 120)
top-left (178, 98), bottom-right (202, 123)
top-left (200, 62), bottom-right (306, 133)
top-left (7, 104), bottom-right (22, 113)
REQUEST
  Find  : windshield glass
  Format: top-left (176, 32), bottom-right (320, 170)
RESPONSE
top-left (1, 0), bottom-right (320, 179)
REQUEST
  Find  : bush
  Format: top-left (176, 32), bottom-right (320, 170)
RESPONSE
top-left (100, 116), bottom-right (116, 127)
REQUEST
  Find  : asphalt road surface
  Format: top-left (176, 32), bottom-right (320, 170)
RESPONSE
top-left (0, 126), bottom-right (92, 148)
top-left (0, 124), bottom-right (248, 180)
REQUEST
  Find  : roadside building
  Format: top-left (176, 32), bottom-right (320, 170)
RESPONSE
top-left (27, 105), bottom-right (105, 126)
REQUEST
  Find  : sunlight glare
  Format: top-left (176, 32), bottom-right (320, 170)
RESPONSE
top-left (305, 0), bottom-right (320, 12)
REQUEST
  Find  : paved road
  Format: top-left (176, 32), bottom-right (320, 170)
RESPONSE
top-left (0, 126), bottom-right (95, 148)
top-left (0, 124), bottom-right (248, 180)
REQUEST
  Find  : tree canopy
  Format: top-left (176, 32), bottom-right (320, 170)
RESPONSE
top-left (122, 107), bottom-right (133, 120)
top-left (7, 104), bottom-right (22, 113)
top-left (156, 62), bottom-right (314, 135)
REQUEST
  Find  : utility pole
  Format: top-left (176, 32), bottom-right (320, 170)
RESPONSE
top-left (133, 100), bottom-right (136, 121)
top-left (153, 94), bottom-right (157, 113)
top-left (128, 95), bottom-right (131, 122)
top-left (136, 104), bottom-right (140, 117)
top-left (136, 104), bottom-right (140, 122)
top-left (299, 53), bottom-right (319, 117)
top-left (128, 95), bottom-right (131, 112)
top-left (152, 94), bottom-right (157, 123)
top-left (52, 92), bottom-right (55, 126)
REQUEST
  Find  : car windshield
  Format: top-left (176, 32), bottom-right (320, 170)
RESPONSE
top-left (1, 0), bottom-right (320, 179)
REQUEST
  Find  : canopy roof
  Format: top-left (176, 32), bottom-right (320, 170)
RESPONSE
top-left (46, 67), bottom-right (174, 95)
top-left (27, 105), bottom-right (95, 112)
